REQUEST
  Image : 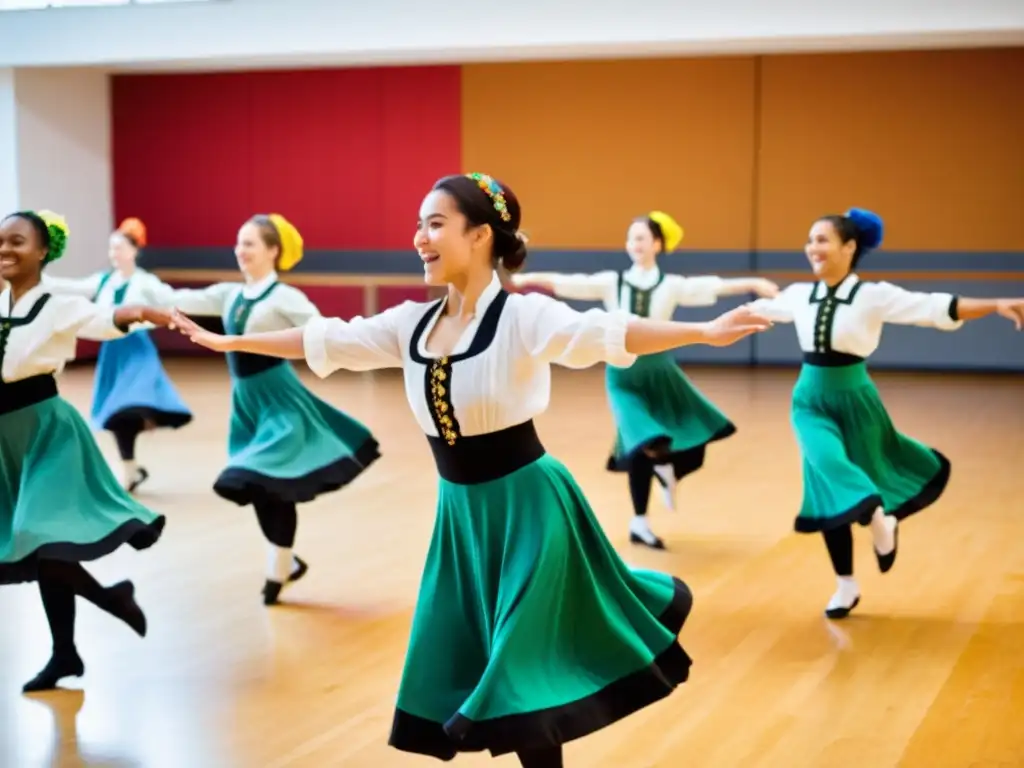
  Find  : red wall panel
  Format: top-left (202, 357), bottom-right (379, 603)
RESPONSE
top-left (112, 66), bottom-right (462, 251)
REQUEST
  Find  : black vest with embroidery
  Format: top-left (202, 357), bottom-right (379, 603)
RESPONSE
top-left (0, 293), bottom-right (59, 414)
top-left (618, 270), bottom-right (665, 318)
top-left (802, 279), bottom-right (866, 367)
top-left (408, 290), bottom-right (545, 484)
top-left (223, 282), bottom-right (287, 378)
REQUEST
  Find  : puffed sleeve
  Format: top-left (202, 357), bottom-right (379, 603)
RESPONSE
top-left (868, 281), bottom-right (963, 330)
top-left (746, 284), bottom-right (801, 323)
top-left (276, 285), bottom-right (322, 327)
top-left (49, 295), bottom-right (130, 341)
top-left (41, 271), bottom-right (105, 298)
top-left (513, 292), bottom-right (636, 369)
top-left (513, 270), bottom-right (617, 302)
top-left (158, 281), bottom-right (237, 315)
top-left (302, 302), bottom-right (409, 376)
top-left (668, 275), bottom-right (726, 307)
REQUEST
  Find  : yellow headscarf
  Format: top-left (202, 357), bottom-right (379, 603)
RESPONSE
top-left (648, 210), bottom-right (684, 253)
top-left (268, 213), bottom-right (303, 272)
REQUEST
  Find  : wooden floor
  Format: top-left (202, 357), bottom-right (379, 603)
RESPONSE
top-left (1, 360), bottom-right (1022, 768)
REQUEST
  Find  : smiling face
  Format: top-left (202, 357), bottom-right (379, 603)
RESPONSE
top-left (805, 218), bottom-right (856, 282)
top-left (413, 189), bottom-right (492, 286)
top-left (108, 232), bottom-right (138, 271)
top-left (234, 221), bottom-right (279, 278)
top-left (0, 215), bottom-right (47, 288)
top-left (626, 220), bottom-right (661, 269)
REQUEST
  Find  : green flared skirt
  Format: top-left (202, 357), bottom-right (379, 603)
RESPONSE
top-left (388, 452), bottom-right (693, 760)
top-left (605, 351), bottom-right (735, 476)
top-left (214, 361), bottom-right (380, 506)
top-left (0, 386), bottom-right (165, 585)
top-left (790, 362), bottom-right (950, 533)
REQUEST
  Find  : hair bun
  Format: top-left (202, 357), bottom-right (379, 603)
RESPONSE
top-left (845, 208), bottom-right (884, 251)
top-left (118, 217), bottom-right (147, 248)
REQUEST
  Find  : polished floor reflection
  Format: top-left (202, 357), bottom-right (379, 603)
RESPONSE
top-left (1, 361), bottom-right (1021, 767)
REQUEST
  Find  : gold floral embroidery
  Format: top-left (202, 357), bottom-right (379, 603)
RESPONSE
top-left (429, 356), bottom-right (460, 445)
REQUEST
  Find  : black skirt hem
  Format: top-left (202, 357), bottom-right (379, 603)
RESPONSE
top-left (0, 515), bottom-right (166, 585)
top-left (605, 422), bottom-right (736, 474)
top-left (101, 406), bottom-right (193, 432)
top-left (388, 577), bottom-right (693, 761)
top-left (793, 449), bottom-right (951, 534)
top-left (213, 439), bottom-right (381, 506)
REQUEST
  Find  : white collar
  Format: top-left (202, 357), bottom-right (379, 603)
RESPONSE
top-left (812, 273), bottom-right (860, 302)
top-left (1, 282), bottom-right (46, 318)
top-left (242, 270), bottom-right (278, 299)
top-left (623, 264), bottom-right (662, 289)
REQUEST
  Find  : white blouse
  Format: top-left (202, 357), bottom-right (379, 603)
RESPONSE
top-left (302, 273), bottom-right (636, 438)
top-left (42, 268), bottom-right (174, 307)
top-left (0, 283), bottom-right (131, 384)
top-left (160, 271), bottom-right (320, 333)
top-left (748, 273), bottom-right (963, 358)
top-left (512, 265), bottom-right (726, 321)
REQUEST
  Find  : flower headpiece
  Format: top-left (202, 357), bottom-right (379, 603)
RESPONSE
top-left (36, 210), bottom-right (69, 264)
top-left (466, 172), bottom-right (512, 223)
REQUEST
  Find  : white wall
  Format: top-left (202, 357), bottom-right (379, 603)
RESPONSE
top-left (0, 68), bottom-right (18, 218)
top-left (14, 67), bottom-right (112, 277)
top-left (0, 0), bottom-right (1021, 71)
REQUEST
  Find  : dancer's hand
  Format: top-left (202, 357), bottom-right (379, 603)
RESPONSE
top-left (113, 306), bottom-right (175, 329)
top-left (996, 299), bottom-right (1024, 330)
top-left (170, 309), bottom-right (235, 352)
top-left (703, 305), bottom-right (773, 347)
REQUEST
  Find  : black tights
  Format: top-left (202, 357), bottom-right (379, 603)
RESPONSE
top-left (823, 524), bottom-right (854, 576)
top-left (627, 447), bottom-right (693, 517)
top-left (516, 746), bottom-right (563, 767)
top-left (37, 560), bottom-right (118, 655)
top-left (111, 423), bottom-right (143, 461)
top-left (254, 499), bottom-right (298, 548)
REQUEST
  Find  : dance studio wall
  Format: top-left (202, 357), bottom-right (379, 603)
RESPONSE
top-left (111, 47), bottom-right (1024, 371)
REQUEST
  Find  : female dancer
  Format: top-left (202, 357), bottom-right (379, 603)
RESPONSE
top-left (156, 213), bottom-right (381, 606)
top-left (170, 173), bottom-right (773, 766)
top-left (747, 207), bottom-right (1024, 619)
top-left (0, 209), bottom-right (171, 692)
top-left (42, 217), bottom-right (192, 492)
top-left (512, 212), bottom-right (778, 549)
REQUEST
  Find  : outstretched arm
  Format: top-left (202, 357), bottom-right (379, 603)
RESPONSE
top-left (512, 270), bottom-right (617, 302)
top-left (170, 302), bottom-right (408, 374)
top-left (872, 282), bottom-right (1024, 330)
top-left (954, 297), bottom-right (1024, 328)
top-left (517, 292), bottom-right (771, 369)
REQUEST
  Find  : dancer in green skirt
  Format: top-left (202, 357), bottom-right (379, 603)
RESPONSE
top-left (152, 213), bottom-right (381, 606)
top-left (747, 207), bottom-right (1024, 619)
top-left (0, 209), bottom-right (172, 692)
top-left (168, 174), bottom-right (773, 765)
top-left (512, 212), bottom-right (777, 549)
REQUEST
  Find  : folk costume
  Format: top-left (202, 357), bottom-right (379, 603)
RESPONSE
top-left (0, 210), bottom-right (164, 692)
top-left (749, 266), bottom-right (958, 618)
top-left (42, 218), bottom-right (191, 492)
top-left (513, 212), bottom-right (764, 549)
top-left (302, 272), bottom-right (693, 762)
top-left (160, 215), bottom-right (380, 605)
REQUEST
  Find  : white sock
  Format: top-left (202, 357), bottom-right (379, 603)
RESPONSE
top-left (827, 576), bottom-right (860, 611)
top-left (652, 464), bottom-right (677, 511)
top-left (266, 545), bottom-right (293, 584)
top-left (123, 460), bottom-right (138, 486)
top-left (629, 515), bottom-right (660, 545)
top-left (869, 507), bottom-right (896, 555)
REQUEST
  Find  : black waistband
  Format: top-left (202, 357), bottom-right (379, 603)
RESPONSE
top-left (802, 352), bottom-right (866, 367)
top-left (0, 374), bottom-right (58, 415)
top-left (427, 420), bottom-right (546, 485)
top-left (227, 352), bottom-right (286, 379)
